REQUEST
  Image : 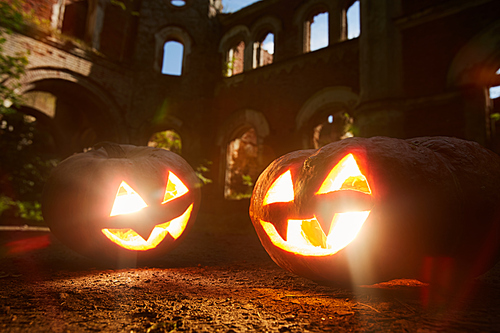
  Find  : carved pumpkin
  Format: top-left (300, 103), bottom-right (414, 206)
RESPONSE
top-left (250, 137), bottom-right (500, 285)
top-left (42, 143), bottom-right (201, 263)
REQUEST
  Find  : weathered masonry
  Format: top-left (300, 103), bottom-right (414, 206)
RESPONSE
top-left (3, 0), bottom-right (500, 205)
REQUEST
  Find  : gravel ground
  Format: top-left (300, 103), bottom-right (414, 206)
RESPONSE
top-left (0, 210), bottom-right (499, 332)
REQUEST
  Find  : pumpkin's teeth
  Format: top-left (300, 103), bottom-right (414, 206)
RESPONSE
top-left (260, 210), bottom-right (371, 256)
top-left (286, 218), bottom-right (328, 249)
top-left (325, 211), bottom-right (371, 253)
top-left (101, 204), bottom-right (193, 251)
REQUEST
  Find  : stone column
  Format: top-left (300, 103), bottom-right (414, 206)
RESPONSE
top-left (356, 0), bottom-right (405, 138)
top-left (86, 0), bottom-right (106, 50)
top-left (329, 1), bottom-right (345, 44)
top-left (462, 87), bottom-right (490, 146)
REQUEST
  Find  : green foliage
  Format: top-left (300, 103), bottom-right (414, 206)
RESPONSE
top-left (0, 1), bottom-right (24, 32)
top-left (195, 160), bottom-right (213, 186)
top-left (491, 113), bottom-right (500, 123)
top-left (0, 111), bottom-right (59, 202)
top-left (149, 130), bottom-right (182, 154)
top-left (241, 174), bottom-right (253, 187)
top-left (0, 0), bottom-right (57, 222)
top-left (110, 0), bottom-right (140, 15)
top-left (0, 196), bottom-right (43, 222)
top-left (223, 55), bottom-right (237, 77)
top-left (110, 0), bottom-right (127, 11)
top-left (343, 111), bottom-right (357, 137)
top-left (225, 174), bottom-right (254, 200)
top-left (0, 2), bottom-right (28, 112)
top-left (149, 130), bottom-right (213, 186)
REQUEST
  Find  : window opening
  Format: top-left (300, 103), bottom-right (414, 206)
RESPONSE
top-left (61, 0), bottom-right (88, 40)
top-left (309, 11), bottom-right (329, 52)
top-left (490, 68), bottom-right (500, 99)
top-left (224, 128), bottom-right (259, 199)
top-left (162, 41), bottom-right (184, 76)
top-left (490, 69), bottom-right (500, 152)
top-left (491, 85), bottom-right (500, 100)
top-left (254, 33), bottom-right (274, 68)
top-left (148, 130), bottom-right (182, 154)
top-left (347, 1), bottom-right (360, 40)
top-left (171, 0), bottom-right (186, 6)
top-left (225, 41), bottom-right (245, 77)
top-left (312, 112), bottom-right (353, 149)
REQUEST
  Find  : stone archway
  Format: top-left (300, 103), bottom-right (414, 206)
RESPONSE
top-left (10, 68), bottom-right (127, 157)
top-left (447, 20), bottom-right (500, 148)
top-left (296, 86), bottom-right (359, 149)
top-left (447, 20), bottom-right (500, 88)
top-left (216, 109), bottom-right (270, 199)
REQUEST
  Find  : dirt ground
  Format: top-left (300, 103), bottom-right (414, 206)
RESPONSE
top-left (1, 208), bottom-right (500, 332)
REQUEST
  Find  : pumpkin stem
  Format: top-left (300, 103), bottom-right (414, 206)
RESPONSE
top-left (94, 142), bottom-right (127, 158)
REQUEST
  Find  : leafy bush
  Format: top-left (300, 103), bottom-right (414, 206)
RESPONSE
top-left (0, 0), bottom-right (58, 223)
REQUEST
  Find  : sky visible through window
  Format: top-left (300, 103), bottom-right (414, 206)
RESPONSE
top-left (310, 12), bottom-right (328, 52)
top-left (222, 0), bottom-right (359, 54)
top-left (162, 0), bottom-right (360, 75)
top-left (262, 33), bottom-right (274, 54)
top-left (490, 68), bottom-right (500, 99)
top-left (222, 0), bottom-right (261, 13)
top-left (162, 41), bottom-right (184, 76)
top-left (347, 1), bottom-right (360, 39)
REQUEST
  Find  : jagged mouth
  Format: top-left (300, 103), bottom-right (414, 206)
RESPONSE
top-left (260, 210), bottom-right (370, 256)
top-left (101, 204), bottom-right (193, 251)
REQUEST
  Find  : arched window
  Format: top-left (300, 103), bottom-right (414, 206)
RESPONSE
top-left (224, 128), bottom-right (259, 199)
top-left (154, 27), bottom-right (192, 74)
top-left (170, 0), bottom-right (186, 7)
top-left (253, 32), bottom-right (274, 68)
top-left (490, 68), bottom-right (500, 99)
top-left (312, 112), bottom-right (353, 149)
top-left (347, 1), bottom-right (360, 40)
top-left (489, 68), bottom-right (500, 152)
top-left (148, 129), bottom-right (182, 154)
top-left (161, 41), bottom-right (184, 76)
top-left (225, 41), bottom-right (245, 77)
top-left (309, 11), bottom-right (329, 52)
top-left (491, 85), bottom-right (500, 100)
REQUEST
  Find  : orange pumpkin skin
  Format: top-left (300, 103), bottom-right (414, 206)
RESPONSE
top-left (42, 143), bottom-right (201, 264)
top-left (249, 137), bottom-right (500, 285)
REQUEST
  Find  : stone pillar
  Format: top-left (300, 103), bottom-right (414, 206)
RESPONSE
top-left (86, 0), bottom-right (106, 50)
top-left (462, 87), bottom-right (490, 146)
top-left (356, 0), bottom-right (404, 138)
top-left (329, 1), bottom-right (346, 44)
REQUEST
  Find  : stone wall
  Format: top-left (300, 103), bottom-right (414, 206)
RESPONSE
top-left (2, 0), bottom-right (500, 204)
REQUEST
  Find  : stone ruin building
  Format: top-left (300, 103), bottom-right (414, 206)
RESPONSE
top-left (3, 0), bottom-right (500, 208)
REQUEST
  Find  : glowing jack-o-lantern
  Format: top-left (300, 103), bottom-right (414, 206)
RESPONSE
top-left (260, 154), bottom-right (372, 256)
top-left (250, 137), bottom-right (500, 285)
top-left (42, 142), bottom-right (201, 263)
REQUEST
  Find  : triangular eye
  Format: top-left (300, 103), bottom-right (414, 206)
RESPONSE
top-left (110, 181), bottom-right (148, 216)
top-left (316, 154), bottom-right (371, 195)
top-left (162, 171), bottom-right (189, 204)
top-left (263, 170), bottom-right (294, 205)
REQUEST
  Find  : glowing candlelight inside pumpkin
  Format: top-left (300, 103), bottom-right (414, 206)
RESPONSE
top-left (102, 172), bottom-right (192, 251)
top-left (259, 153), bottom-right (372, 256)
top-left (263, 169), bottom-right (294, 205)
top-left (102, 204), bottom-right (193, 251)
top-left (316, 153), bottom-right (371, 194)
top-left (110, 181), bottom-right (148, 216)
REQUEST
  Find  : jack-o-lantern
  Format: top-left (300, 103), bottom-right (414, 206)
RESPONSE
top-left (250, 137), bottom-right (500, 285)
top-left (42, 142), bottom-right (201, 263)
